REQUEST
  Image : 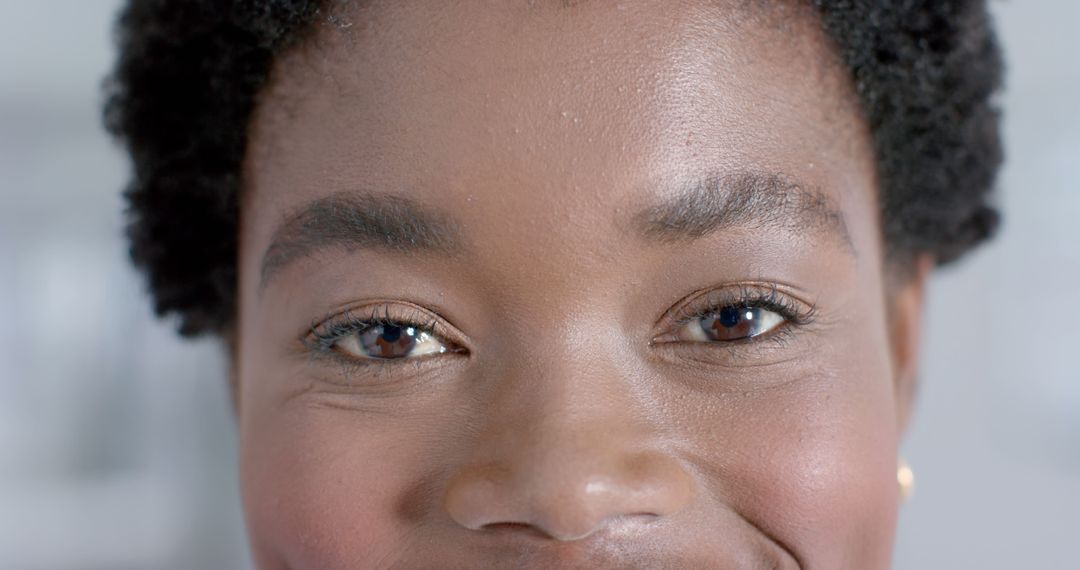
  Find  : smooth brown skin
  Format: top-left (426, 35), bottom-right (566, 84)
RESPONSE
top-left (235, 1), bottom-right (930, 568)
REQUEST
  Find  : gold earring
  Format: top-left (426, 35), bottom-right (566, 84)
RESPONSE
top-left (897, 458), bottom-right (915, 500)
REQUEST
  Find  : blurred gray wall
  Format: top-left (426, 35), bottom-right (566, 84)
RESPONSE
top-left (0, 2), bottom-right (249, 568)
top-left (0, 1), bottom-right (1076, 568)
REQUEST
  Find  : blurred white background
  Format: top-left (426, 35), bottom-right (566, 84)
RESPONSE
top-left (0, 1), bottom-right (1076, 568)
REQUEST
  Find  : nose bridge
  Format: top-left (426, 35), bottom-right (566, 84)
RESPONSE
top-left (480, 310), bottom-right (648, 463)
top-left (443, 327), bottom-right (695, 541)
top-left (492, 353), bottom-right (644, 476)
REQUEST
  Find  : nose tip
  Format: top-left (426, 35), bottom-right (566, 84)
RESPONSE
top-left (443, 452), bottom-right (695, 541)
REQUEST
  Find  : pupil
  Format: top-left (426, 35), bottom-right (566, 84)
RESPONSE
top-left (718, 307), bottom-right (744, 328)
top-left (380, 325), bottom-right (403, 343)
top-left (358, 323), bottom-right (418, 358)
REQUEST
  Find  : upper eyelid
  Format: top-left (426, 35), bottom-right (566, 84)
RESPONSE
top-left (664, 284), bottom-right (817, 329)
top-left (300, 302), bottom-right (466, 355)
top-left (308, 312), bottom-right (435, 346)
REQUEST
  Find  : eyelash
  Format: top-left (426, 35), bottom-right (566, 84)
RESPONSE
top-left (667, 285), bottom-right (818, 342)
top-left (301, 286), bottom-right (816, 373)
top-left (301, 305), bottom-right (455, 367)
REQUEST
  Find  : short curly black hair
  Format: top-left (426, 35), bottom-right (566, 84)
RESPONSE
top-left (104, 0), bottom-right (1003, 337)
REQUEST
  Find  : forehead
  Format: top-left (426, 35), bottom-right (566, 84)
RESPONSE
top-left (243, 0), bottom-right (877, 280)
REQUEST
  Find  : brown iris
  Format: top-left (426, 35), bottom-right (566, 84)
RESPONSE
top-left (358, 324), bottom-right (419, 359)
top-left (700, 307), bottom-right (768, 341)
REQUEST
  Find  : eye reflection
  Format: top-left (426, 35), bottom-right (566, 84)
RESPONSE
top-left (335, 323), bottom-right (449, 360)
top-left (676, 306), bottom-right (786, 342)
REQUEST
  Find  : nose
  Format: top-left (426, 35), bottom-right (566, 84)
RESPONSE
top-left (442, 372), bottom-right (695, 541)
top-left (444, 449), bottom-right (694, 541)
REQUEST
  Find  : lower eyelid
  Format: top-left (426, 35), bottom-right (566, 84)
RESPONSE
top-left (649, 320), bottom-right (811, 367)
top-left (310, 349), bottom-right (469, 391)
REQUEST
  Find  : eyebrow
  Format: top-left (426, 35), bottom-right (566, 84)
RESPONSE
top-left (632, 171), bottom-right (853, 251)
top-left (259, 192), bottom-right (462, 289)
top-left (260, 172), bottom-right (850, 288)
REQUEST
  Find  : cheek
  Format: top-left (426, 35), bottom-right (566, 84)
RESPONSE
top-left (723, 364), bottom-right (901, 567)
top-left (239, 401), bottom-right (422, 569)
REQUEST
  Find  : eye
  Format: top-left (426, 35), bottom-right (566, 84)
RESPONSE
top-left (333, 322), bottom-right (450, 360)
top-left (672, 306), bottom-right (786, 342)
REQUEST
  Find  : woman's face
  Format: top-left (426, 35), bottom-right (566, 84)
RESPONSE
top-left (236, 1), bottom-right (925, 567)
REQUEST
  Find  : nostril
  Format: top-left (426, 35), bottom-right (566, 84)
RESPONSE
top-left (478, 521), bottom-right (554, 539)
top-left (477, 517), bottom-right (657, 541)
top-left (445, 450), bottom-right (696, 541)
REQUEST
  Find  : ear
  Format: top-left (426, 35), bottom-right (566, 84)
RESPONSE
top-left (888, 254), bottom-right (934, 436)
